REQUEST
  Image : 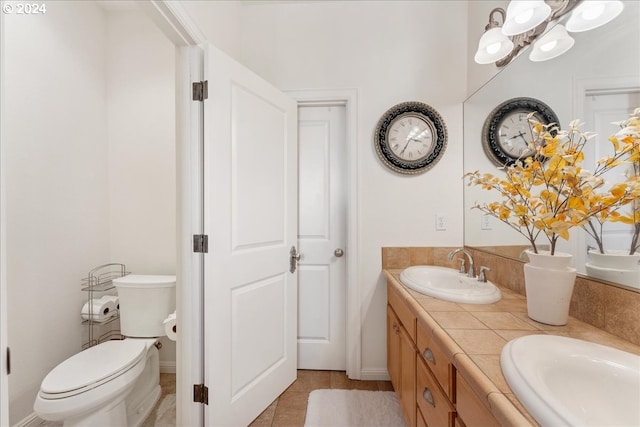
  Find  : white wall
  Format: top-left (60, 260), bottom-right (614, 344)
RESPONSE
top-left (3, 3), bottom-right (177, 423)
top-left (179, 0), bottom-right (243, 60)
top-left (237, 0), bottom-right (468, 377)
top-left (4, 2), bottom-right (110, 423)
top-left (106, 12), bottom-right (176, 277)
top-left (106, 10), bottom-right (177, 367)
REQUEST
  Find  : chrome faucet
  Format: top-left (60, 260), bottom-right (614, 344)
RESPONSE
top-left (478, 266), bottom-right (491, 283)
top-left (447, 248), bottom-right (475, 278)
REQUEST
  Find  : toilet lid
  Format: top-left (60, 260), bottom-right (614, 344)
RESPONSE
top-left (41, 340), bottom-right (146, 395)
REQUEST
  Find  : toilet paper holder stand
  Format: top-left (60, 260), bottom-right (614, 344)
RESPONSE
top-left (81, 263), bottom-right (130, 350)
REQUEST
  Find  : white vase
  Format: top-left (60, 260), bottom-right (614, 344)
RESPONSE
top-left (524, 249), bottom-right (573, 269)
top-left (523, 249), bottom-right (576, 326)
top-left (586, 249), bottom-right (640, 289)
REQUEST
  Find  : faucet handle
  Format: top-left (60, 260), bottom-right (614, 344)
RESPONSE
top-left (457, 258), bottom-right (466, 274)
top-left (478, 266), bottom-right (491, 282)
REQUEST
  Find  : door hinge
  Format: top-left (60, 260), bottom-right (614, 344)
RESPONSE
top-left (192, 80), bottom-right (208, 101)
top-left (193, 383), bottom-right (209, 405)
top-left (193, 234), bottom-right (209, 253)
top-left (6, 347), bottom-right (10, 375)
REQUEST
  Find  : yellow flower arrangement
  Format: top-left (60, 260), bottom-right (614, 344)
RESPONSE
top-left (465, 109), bottom-right (640, 255)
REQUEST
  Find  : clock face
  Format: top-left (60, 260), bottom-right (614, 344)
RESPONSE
top-left (374, 102), bottom-right (447, 175)
top-left (482, 98), bottom-right (559, 167)
top-left (387, 114), bottom-right (435, 162)
top-left (496, 110), bottom-right (544, 158)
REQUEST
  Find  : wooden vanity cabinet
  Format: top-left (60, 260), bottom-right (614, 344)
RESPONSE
top-left (387, 285), bottom-right (417, 427)
top-left (416, 354), bottom-right (455, 427)
top-left (417, 318), bottom-right (454, 400)
top-left (456, 372), bottom-right (499, 427)
top-left (388, 281), bottom-right (499, 427)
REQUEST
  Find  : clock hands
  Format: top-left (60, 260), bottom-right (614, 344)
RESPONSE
top-left (399, 137), bottom-right (424, 156)
top-left (515, 130), bottom-right (528, 144)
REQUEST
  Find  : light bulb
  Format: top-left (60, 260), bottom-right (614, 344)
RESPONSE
top-left (529, 24), bottom-right (574, 62)
top-left (502, 1), bottom-right (552, 36)
top-left (540, 40), bottom-right (558, 52)
top-left (486, 42), bottom-right (502, 55)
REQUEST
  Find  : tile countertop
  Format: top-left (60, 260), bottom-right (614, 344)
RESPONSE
top-left (384, 269), bottom-right (640, 427)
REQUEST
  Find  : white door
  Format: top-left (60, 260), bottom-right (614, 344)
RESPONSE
top-left (579, 91), bottom-right (640, 264)
top-left (297, 105), bottom-right (347, 370)
top-left (202, 44), bottom-right (298, 426)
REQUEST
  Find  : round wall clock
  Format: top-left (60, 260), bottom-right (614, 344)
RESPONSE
top-left (482, 97), bottom-right (559, 167)
top-left (374, 101), bottom-right (448, 175)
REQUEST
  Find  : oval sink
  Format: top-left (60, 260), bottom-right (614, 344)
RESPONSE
top-left (501, 334), bottom-right (640, 427)
top-left (399, 266), bottom-right (501, 304)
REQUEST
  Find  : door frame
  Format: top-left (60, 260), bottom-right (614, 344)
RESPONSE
top-left (288, 89), bottom-right (361, 379)
top-left (138, 2), bottom-right (206, 426)
top-left (1, 5), bottom-right (9, 425)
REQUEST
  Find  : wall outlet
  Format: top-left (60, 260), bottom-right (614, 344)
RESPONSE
top-left (481, 214), bottom-right (492, 230)
top-left (436, 213), bottom-right (446, 231)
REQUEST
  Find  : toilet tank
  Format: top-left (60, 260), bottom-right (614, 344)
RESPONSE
top-left (113, 275), bottom-right (176, 337)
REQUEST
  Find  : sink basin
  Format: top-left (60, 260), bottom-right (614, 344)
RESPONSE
top-left (399, 266), bottom-right (501, 304)
top-left (501, 334), bottom-right (640, 427)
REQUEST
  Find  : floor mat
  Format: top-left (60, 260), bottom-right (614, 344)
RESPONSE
top-left (304, 389), bottom-right (406, 427)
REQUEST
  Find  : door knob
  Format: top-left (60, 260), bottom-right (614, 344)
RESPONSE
top-left (334, 248), bottom-right (344, 257)
top-left (290, 246), bottom-right (301, 273)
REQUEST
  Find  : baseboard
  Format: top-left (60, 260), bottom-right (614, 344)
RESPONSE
top-left (160, 360), bottom-right (176, 374)
top-left (13, 412), bottom-right (41, 427)
top-left (359, 368), bottom-right (390, 381)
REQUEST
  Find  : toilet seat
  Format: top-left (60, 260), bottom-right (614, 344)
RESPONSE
top-left (39, 340), bottom-right (147, 399)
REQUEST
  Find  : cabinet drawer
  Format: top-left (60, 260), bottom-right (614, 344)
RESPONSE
top-left (417, 356), bottom-right (455, 427)
top-left (388, 283), bottom-right (416, 340)
top-left (456, 373), bottom-right (498, 427)
top-left (417, 321), bottom-right (453, 399)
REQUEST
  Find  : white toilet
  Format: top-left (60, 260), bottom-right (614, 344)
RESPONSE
top-left (34, 274), bottom-right (176, 427)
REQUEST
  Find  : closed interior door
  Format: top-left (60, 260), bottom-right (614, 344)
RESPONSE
top-left (297, 105), bottom-right (347, 370)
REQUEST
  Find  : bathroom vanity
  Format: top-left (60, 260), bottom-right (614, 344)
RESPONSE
top-left (384, 268), bottom-right (640, 427)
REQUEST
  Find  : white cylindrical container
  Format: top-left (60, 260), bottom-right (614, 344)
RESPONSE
top-left (113, 275), bottom-right (176, 337)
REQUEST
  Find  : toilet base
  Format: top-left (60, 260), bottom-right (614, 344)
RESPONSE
top-left (126, 341), bottom-right (161, 426)
top-left (127, 384), bottom-right (161, 427)
top-left (63, 399), bottom-right (127, 427)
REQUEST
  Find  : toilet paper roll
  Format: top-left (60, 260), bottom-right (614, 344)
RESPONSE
top-left (163, 311), bottom-right (177, 341)
top-left (100, 295), bottom-right (119, 310)
top-left (81, 299), bottom-right (117, 322)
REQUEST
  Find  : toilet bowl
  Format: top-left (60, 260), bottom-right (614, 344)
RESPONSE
top-left (34, 275), bottom-right (175, 427)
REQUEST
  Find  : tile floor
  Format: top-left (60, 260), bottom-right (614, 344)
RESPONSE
top-left (39, 370), bottom-right (392, 427)
top-left (250, 370), bottom-right (394, 426)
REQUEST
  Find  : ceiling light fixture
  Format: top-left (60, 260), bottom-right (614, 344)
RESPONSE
top-left (565, 0), bottom-right (624, 32)
top-left (474, 0), bottom-right (625, 67)
top-left (474, 8), bottom-right (514, 64)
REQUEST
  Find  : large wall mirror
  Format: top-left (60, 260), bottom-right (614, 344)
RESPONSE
top-left (464, 1), bottom-right (640, 291)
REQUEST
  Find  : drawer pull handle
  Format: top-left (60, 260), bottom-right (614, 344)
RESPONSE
top-left (423, 348), bottom-right (436, 364)
top-left (422, 388), bottom-right (435, 407)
